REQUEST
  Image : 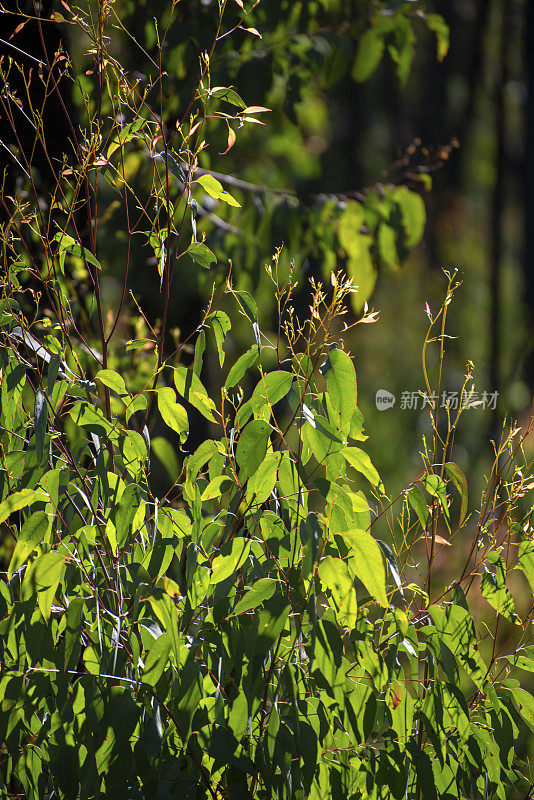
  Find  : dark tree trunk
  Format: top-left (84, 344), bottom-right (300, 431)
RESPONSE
top-left (524, 0), bottom-right (534, 396)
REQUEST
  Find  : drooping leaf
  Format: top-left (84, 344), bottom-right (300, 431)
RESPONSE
top-left (235, 419), bottom-right (272, 483)
top-left (352, 29), bottom-right (385, 82)
top-left (444, 462), bottom-right (468, 525)
top-left (63, 597), bottom-right (84, 670)
top-left (318, 555), bottom-right (357, 628)
top-left (201, 474), bottom-right (234, 502)
top-left (157, 386), bottom-right (188, 442)
top-left (52, 232), bottom-right (102, 273)
top-left (516, 541), bottom-right (534, 596)
top-left (211, 537), bottom-right (250, 584)
top-left (246, 451), bottom-right (281, 505)
top-left (322, 348), bottom-right (357, 432)
top-left (506, 687), bottom-right (534, 733)
top-left (407, 485), bottom-right (429, 530)
top-left (340, 529), bottom-right (389, 607)
top-left (142, 634), bottom-right (172, 686)
top-left (342, 447), bottom-right (383, 491)
top-left (8, 511), bottom-right (51, 579)
top-left (151, 436), bottom-right (179, 482)
top-left (22, 551), bottom-right (65, 621)
top-left (225, 346), bottom-right (258, 389)
top-left (395, 186), bottom-right (426, 249)
top-left (429, 602), bottom-right (489, 692)
top-left (209, 310), bottom-right (231, 367)
top-left (480, 552), bottom-right (520, 625)
top-left (174, 366), bottom-right (217, 422)
top-left (425, 473), bottom-right (449, 518)
top-left (425, 13), bottom-right (450, 61)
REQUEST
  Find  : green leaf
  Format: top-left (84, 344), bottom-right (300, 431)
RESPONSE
top-left (387, 680), bottom-right (414, 744)
top-left (232, 289), bottom-right (259, 326)
top-left (22, 551), bottom-right (65, 621)
top-left (480, 552), bottom-right (520, 625)
top-left (174, 366), bottom-right (217, 422)
top-left (424, 473), bottom-right (448, 514)
top-left (149, 594), bottom-right (181, 664)
top-left (209, 310), bottom-right (231, 367)
top-left (52, 232), bottom-right (102, 273)
top-left (507, 647), bottom-right (534, 672)
top-left (429, 602), bottom-right (489, 692)
top-left (342, 446), bottom-right (383, 491)
top-left (318, 555), bottom-right (357, 628)
top-left (444, 462), bottom-right (468, 525)
top-left (186, 242), bottom-right (217, 269)
top-left (506, 687), bottom-right (534, 732)
top-left (125, 337), bottom-right (154, 352)
top-left (232, 577), bottom-right (277, 616)
top-left (211, 537), bottom-right (250, 584)
top-left (246, 450), bottom-right (281, 504)
top-left (193, 174), bottom-right (241, 207)
top-left (106, 117), bottom-right (146, 157)
top-left (225, 346), bottom-right (258, 389)
top-left (251, 370), bottom-right (294, 415)
top-left (208, 86), bottom-right (247, 108)
top-left (64, 597), bottom-right (84, 670)
top-left (83, 645), bottom-right (100, 675)
top-left (352, 29), bottom-right (385, 82)
top-left (157, 386), bottom-right (188, 442)
top-left (201, 474), bottom-right (233, 501)
top-left (517, 541), bottom-right (534, 595)
top-left (8, 511), bottom-right (50, 579)
top-left (425, 13), bottom-right (450, 61)
top-left (323, 348), bottom-right (357, 432)
top-left (236, 419), bottom-right (272, 483)
top-left (407, 485), bottom-right (429, 530)
top-left (114, 483), bottom-right (143, 547)
top-left (69, 401), bottom-right (115, 438)
top-left (151, 436), bottom-right (179, 482)
top-left (255, 594), bottom-right (290, 653)
top-left (95, 368), bottom-right (129, 396)
top-left (377, 222), bottom-right (398, 270)
top-left (0, 488), bottom-right (48, 526)
top-left (340, 529), bottom-right (389, 607)
top-left (338, 202), bottom-right (377, 312)
top-left (193, 328), bottom-right (206, 376)
top-left (142, 633), bottom-right (171, 686)
top-left (395, 186), bottom-right (426, 249)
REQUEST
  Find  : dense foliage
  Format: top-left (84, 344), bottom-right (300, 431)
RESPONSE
top-left (1, 2), bottom-right (534, 799)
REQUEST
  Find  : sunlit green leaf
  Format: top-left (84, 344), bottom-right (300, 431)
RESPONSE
top-left (193, 174), bottom-right (241, 207)
top-left (318, 555), bottom-right (357, 628)
top-left (236, 419), bottom-right (271, 482)
top-left (209, 310), bottom-right (231, 367)
top-left (157, 386), bottom-right (188, 442)
top-left (211, 537), bottom-right (250, 584)
top-left (340, 529), bottom-right (389, 607)
top-left (8, 511), bottom-right (51, 579)
top-left (174, 366), bottom-right (217, 422)
top-left (232, 577), bottom-right (277, 616)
